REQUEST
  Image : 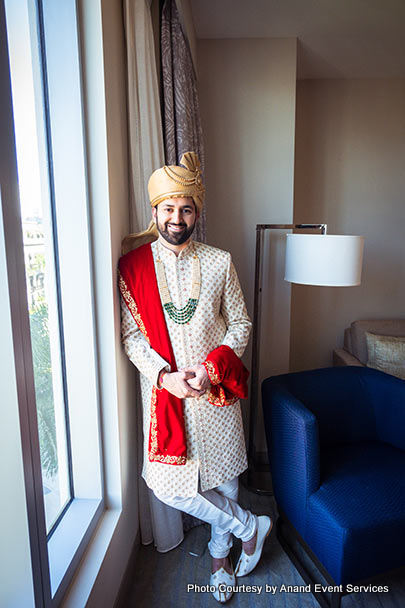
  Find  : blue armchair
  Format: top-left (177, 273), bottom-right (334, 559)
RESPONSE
top-left (262, 366), bottom-right (405, 608)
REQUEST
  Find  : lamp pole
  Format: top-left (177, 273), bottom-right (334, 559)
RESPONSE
top-left (245, 223), bottom-right (327, 495)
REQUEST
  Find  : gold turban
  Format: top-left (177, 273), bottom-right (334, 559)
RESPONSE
top-left (121, 152), bottom-right (204, 254)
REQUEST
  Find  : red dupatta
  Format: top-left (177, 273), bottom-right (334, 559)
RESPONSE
top-left (118, 243), bottom-right (249, 465)
top-left (119, 243), bottom-right (187, 465)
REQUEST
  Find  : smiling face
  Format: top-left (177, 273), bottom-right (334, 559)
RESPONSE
top-left (152, 196), bottom-right (198, 249)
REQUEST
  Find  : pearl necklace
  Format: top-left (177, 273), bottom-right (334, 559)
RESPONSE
top-left (155, 246), bottom-right (201, 325)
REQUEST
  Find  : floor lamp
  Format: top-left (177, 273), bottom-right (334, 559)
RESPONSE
top-left (245, 223), bottom-right (364, 494)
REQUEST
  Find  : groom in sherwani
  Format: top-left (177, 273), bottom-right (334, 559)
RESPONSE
top-left (119, 152), bottom-right (271, 603)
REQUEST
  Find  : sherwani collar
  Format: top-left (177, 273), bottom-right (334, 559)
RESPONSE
top-left (155, 238), bottom-right (194, 262)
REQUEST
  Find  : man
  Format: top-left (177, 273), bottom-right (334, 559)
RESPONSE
top-left (119, 152), bottom-right (271, 603)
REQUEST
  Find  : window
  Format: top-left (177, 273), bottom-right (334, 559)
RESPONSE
top-left (3, 0), bottom-right (104, 604)
top-left (7, 0), bottom-right (73, 538)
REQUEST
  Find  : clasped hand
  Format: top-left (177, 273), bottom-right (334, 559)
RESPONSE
top-left (161, 364), bottom-right (211, 399)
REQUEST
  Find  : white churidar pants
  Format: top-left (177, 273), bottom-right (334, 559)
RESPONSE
top-left (154, 476), bottom-right (258, 559)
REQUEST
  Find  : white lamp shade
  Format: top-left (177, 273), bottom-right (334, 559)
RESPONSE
top-left (284, 234), bottom-right (364, 286)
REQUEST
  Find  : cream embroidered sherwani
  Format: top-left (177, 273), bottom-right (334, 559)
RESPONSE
top-left (120, 239), bottom-right (251, 497)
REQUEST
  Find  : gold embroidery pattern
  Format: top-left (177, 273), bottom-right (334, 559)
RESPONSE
top-left (149, 386), bottom-right (187, 465)
top-left (118, 270), bottom-right (149, 343)
top-left (204, 360), bottom-right (221, 385)
top-left (207, 386), bottom-right (239, 407)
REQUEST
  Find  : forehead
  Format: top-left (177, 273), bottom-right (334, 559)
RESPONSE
top-left (159, 196), bottom-right (195, 209)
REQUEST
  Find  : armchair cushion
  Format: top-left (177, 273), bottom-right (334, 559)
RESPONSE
top-left (307, 440), bottom-right (405, 584)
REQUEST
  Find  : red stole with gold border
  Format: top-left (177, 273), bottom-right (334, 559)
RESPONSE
top-left (119, 243), bottom-right (187, 465)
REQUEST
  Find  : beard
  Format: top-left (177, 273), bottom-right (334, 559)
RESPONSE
top-left (155, 216), bottom-right (196, 246)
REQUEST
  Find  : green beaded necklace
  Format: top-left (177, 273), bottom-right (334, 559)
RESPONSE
top-left (155, 249), bottom-right (200, 325)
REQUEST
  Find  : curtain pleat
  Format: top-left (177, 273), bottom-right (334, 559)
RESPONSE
top-left (123, 0), bottom-right (184, 553)
top-left (161, 0), bottom-right (206, 243)
top-left (124, 0), bottom-right (164, 233)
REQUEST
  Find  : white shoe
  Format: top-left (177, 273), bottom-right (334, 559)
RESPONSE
top-left (235, 515), bottom-right (272, 577)
top-left (210, 561), bottom-right (235, 603)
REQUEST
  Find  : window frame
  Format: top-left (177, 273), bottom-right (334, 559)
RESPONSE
top-left (1, 0), bottom-right (108, 604)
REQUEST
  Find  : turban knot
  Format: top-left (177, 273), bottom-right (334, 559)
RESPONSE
top-left (148, 151), bottom-right (205, 211)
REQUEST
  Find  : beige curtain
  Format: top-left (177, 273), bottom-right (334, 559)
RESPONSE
top-left (123, 0), bottom-right (184, 552)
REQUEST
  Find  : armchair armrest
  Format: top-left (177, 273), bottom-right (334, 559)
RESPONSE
top-left (333, 348), bottom-right (364, 367)
top-left (262, 379), bottom-right (320, 533)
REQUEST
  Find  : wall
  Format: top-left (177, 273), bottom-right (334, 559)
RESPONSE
top-left (198, 38), bottom-right (297, 449)
top-left (0, 217), bottom-right (35, 608)
top-left (291, 79), bottom-right (405, 371)
top-left (0, 2), bottom-right (36, 603)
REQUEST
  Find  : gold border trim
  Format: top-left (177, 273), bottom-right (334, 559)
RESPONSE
top-left (204, 360), bottom-right (221, 385)
top-left (207, 386), bottom-right (238, 407)
top-left (118, 270), bottom-right (149, 343)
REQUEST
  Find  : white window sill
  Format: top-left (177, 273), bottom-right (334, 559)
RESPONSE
top-left (49, 499), bottom-right (101, 599)
top-left (49, 500), bottom-right (121, 605)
